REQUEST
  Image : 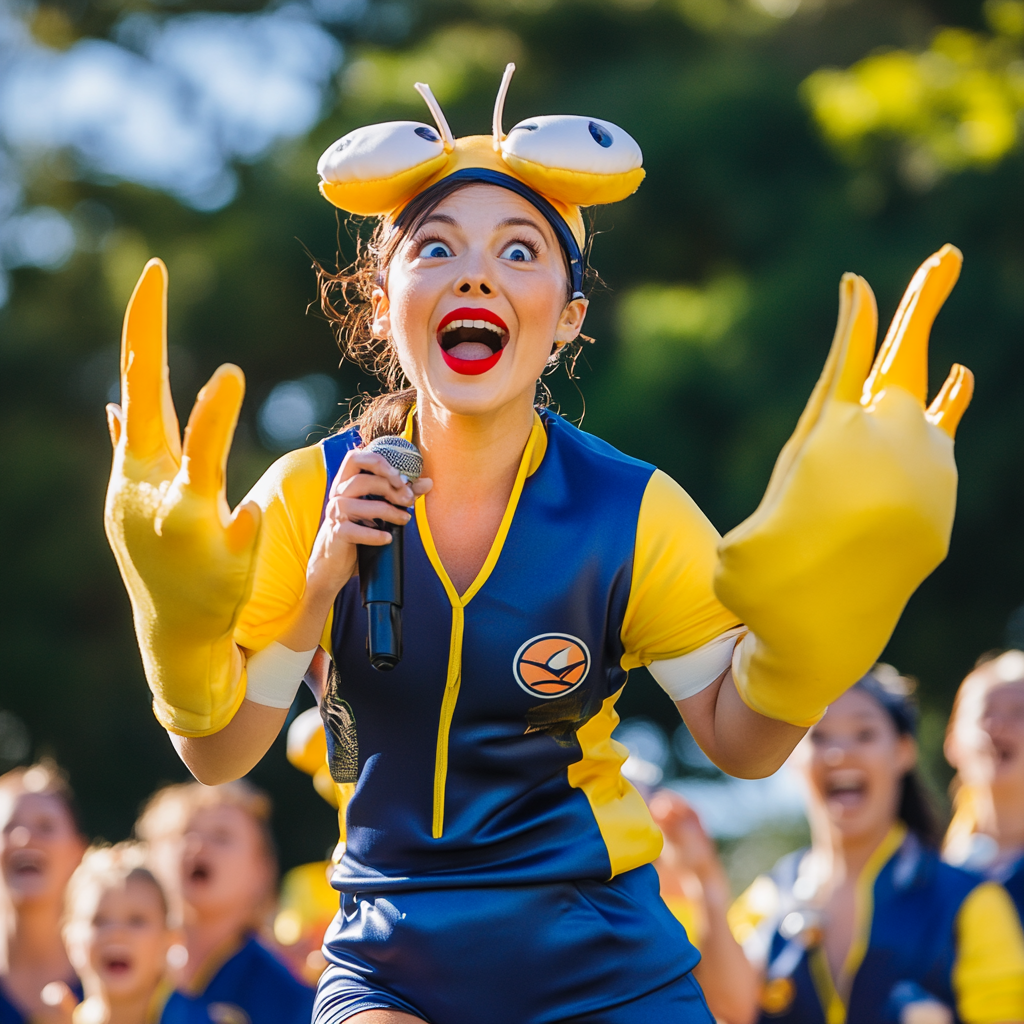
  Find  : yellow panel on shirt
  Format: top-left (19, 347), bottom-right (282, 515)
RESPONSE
top-left (621, 468), bottom-right (741, 670)
top-left (233, 444), bottom-right (326, 653)
top-left (954, 881), bottom-right (1024, 1024)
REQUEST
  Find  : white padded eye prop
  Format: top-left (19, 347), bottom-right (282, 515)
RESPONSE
top-left (501, 114), bottom-right (644, 206)
top-left (492, 62), bottom-right (516, 152)
top-left (414, 82), bottom-right (455, 153)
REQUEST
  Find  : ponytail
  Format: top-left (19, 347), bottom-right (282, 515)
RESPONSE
top-left (898, 769), bottom-right (944, 849)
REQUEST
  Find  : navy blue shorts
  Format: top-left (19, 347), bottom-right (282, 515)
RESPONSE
top-left (313, 864), bottom-right (710, 1024)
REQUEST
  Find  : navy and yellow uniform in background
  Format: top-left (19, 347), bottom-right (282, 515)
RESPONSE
top-left (729, 825), bottom-right (1024, 1024)
top-left (160, 935), bottom-right (314, 1024)
top-left (235, 408), bottom-right (740, 1023)
top-left (0, 979), bottom-right (82, 1024)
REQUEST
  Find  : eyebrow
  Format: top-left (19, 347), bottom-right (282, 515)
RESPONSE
top-left (495, 216), bottom-right (546, 233)
top-left (417, 213), bottom-right (459, 229)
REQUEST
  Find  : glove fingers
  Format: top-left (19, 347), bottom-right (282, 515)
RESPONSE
top-left (863, 244), bottom-right (962, 408)
top-left (181, 364), bottom-right (246, 501)
top-left (757, 273), bottom-right (873, 511)
top-left (834, 276), bottom-right (877, 404)
top-left (926, 363), bottom-right (974, 438)
top-left (226, 500), bottom-right (261, 556)
top-left (106, 403), bottom-right (123, 448)
top-left (122, 259), bottom-right (182, 463)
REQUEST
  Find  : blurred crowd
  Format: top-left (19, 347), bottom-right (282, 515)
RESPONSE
top-left (6, 652), bottom-right (1024, 1024)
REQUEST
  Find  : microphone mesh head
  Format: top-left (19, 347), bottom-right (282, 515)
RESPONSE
top-left (364, 435), bottom-right (423, 482)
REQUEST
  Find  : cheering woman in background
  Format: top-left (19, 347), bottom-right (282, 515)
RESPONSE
top-left (721, 668), bottom-right (1024, 1024)
top-left (104, 63), bottom-right (973, 1023)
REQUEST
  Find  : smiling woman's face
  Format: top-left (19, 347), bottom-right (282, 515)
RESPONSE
top-left (372, 184), bottom-right (588, 418)
top-left (794, 688), bottom-right (916, 845)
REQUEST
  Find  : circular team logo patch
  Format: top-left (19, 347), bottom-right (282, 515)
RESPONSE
top-left (513, 633), bottom-right (591, 699)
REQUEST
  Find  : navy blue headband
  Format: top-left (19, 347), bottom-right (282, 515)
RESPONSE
top-left (393, 167), bottom-right (585, 297)
top-left (854, 673), bottom-right (918, 737)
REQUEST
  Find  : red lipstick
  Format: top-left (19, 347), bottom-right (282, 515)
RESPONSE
top-left (437, 307), bottom-right (509, 376)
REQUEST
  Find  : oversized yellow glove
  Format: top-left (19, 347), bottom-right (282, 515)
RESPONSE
top-left (714, 245), bottom-right (973, 727)
top-left (103, 260), bottom-right (261, 737)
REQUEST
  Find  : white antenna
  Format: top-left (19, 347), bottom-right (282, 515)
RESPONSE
top-left (492, 63), bottom-right (516, 152)
top-left (414, 82), bottom-right (455, 152)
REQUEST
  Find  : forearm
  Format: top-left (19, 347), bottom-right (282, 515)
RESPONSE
top-left (172, 698), bottom-right (288, 784)
top-left (691, 867), bottom-right (761, 1024)
top-left (677, 668), bottom-right (806, 779)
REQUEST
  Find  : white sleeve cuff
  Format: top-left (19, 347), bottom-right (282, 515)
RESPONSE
top-left (244, 642), bottom-right (318, 709)
top-left (648, 627), bottom-right (746, 703)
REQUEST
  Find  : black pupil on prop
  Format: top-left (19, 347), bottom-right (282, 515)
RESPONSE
top-left (588, 121), bottom-right (612, 148)
top-left (415, 126), bottom-right (439, 142)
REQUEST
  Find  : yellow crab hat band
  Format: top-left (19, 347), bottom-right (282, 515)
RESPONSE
top-left (317, 63), bottom-right (645, 296)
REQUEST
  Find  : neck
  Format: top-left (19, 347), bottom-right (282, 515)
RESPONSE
top-left (415, 392), bottom-right (535, 501)
top-left (809, 812), bottom-right (898, 892)
top-left (972, 785), bottom-right (1024, 851)
top-left (4, 899), bottom-right (72, 974)
top-left (79, 990), bottom-right (157, 1024)
top-left (178, 908), bottom-right (250, 988)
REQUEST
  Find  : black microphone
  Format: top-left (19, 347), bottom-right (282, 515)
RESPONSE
top-left (356, 436), bottom-right (423, 671)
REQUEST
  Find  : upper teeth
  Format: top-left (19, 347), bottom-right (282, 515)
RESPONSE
top-left (442, 319), bottom-right (504, 334)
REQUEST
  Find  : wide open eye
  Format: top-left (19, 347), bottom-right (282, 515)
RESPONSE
top-left (318, 121), bottom-right (448, 216)
top-left (501, 114), bottom-right (644, 207)
top-left (499, 242), bottom-right (535, 263)
top-left (418, 240), bottom-right (454, 259)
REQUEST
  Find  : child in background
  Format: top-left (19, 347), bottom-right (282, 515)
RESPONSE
top-left (62, 843), bottom-right (174, 1024)
top-left (135, 781), bottom-right (313, 1024)
top-left (944, 650), bottom-right (1024, 914)
top-left (0, 760), bottom-right (86, 1024)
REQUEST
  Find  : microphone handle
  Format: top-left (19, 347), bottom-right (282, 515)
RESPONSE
top-left (357, 502), bottom-right (404, 671)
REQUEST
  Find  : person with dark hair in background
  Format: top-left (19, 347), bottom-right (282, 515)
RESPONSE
top-left (135, 781), bottom-right (313, 1024)
top-left (718, 667), bottom-right (1024, 1024)
top-left (0, 760), bottom-right (86, 1024)
top-left (945, 650), bottom-right (1024, 918)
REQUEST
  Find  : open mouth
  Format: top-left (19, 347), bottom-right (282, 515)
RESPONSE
top-left (188, 861), bottom-right (211, 884)
top-left (9, 850), bottom-right (44, 878)
top-left (824, 770), bottom-right (867, 811)
top-left (437, 307), bottom-right (509, 376)
top-left (101, 954), bottom-right (132, 976)
top-left (993, 739), bottom-right (1017, 765)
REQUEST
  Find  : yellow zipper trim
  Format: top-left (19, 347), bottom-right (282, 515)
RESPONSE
top-left (414, 414), bottom-right (542, 839)
top-left (809, 822), bottom-right (908, 1024)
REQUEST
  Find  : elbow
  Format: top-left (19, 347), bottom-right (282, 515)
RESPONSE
top-left (169, 734), bottom-right (248, 786)
top-left (710, 751), bottom-right (789, 780)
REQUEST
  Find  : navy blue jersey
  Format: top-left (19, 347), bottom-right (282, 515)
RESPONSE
top-left (732, 827), bottom-right (1024, 1024)
top-left (160, 937), bottom-right (313, 1024)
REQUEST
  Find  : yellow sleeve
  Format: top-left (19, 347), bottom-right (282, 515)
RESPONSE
top-left (621, 469), bottom-right (741, 670)
top-left (233, 443), bottom-right (326, 653)
top-left (953, 881), bottom-right (1024, 1024)
top-left (727, 874), bottom-right (779, 948)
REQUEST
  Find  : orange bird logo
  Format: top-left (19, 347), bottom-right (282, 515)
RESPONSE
top-left (513, 634), bottom-right (591, 698)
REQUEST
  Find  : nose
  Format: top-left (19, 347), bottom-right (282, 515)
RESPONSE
top-left (455, 272), bottom-right (493, 297)
top-left (8, 826), bottom-right (30, 848)
top-left (823, 745), bottom-right (845, 767)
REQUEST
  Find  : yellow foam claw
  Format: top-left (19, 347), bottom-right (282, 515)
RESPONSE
top-left (714, 246), bottom-right (972, 727)
top-left (104, 261), bottom-right (261, 737)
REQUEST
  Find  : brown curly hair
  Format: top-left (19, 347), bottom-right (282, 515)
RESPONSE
top-left (316, 177), bottom-right (592, 442)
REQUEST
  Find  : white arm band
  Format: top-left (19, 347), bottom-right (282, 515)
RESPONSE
top-left (243, 641), bottom-right (318, 709)
top-left (648, 627), bottom-right (747, 703)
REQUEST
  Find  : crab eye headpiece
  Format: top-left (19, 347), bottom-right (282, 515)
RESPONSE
top-left (316, 64), bottom-right (644, 297)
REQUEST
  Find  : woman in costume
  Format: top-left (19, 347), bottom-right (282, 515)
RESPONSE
top-left (0, 762), bottom-right (85, 1024)
top-left (726, 669), bottom-right (1024, 1024)
top-left (104, 64), bottom-right (974, 1023)
top-left (944, 650), bottom-right (1024, 916)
